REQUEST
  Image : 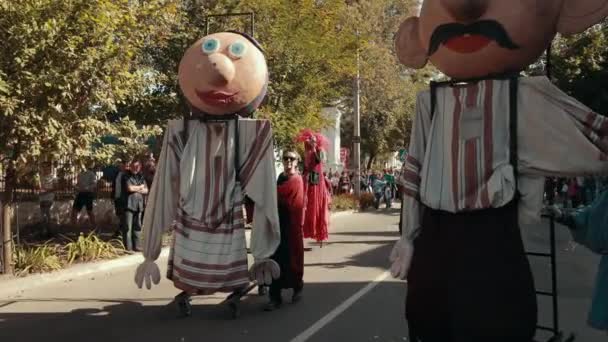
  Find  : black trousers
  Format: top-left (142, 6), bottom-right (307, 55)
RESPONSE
top-left (406, 201), bottom-right (537, 342)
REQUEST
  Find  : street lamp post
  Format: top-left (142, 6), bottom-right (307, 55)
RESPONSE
top-left (353, 41), bottom-right (361, 198)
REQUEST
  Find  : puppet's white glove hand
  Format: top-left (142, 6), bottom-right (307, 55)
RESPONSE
top-left (389, 238), bottom-right (414, 280)
top-left (249, 259), bottom-right (280, 285)
top-left (134, 259), bottom-right (161, 290)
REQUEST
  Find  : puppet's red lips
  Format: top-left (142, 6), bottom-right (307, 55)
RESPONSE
top-left (195, 90), bottom-right (239, 106)
top-left (444, 34), bottom-right (491, 53)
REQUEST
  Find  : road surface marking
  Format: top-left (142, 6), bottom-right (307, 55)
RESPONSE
top-left (290, 271), bottom-right (391, 342)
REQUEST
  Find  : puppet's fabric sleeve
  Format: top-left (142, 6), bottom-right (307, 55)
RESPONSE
top-left (519, 77), bottom-right (608, 177)
top-left (142, 120), bottom-right (183, 261)
top-left (238, 119), bottom-right (280, 261)
top-left (397, 91), bottom-right (431, 240)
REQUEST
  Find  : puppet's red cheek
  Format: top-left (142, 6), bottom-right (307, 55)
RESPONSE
top-left (444, 35), bottom-right (491, 53)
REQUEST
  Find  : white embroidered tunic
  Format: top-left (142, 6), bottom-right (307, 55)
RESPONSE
top-left (399, 76), bottom-right (608, 239)
top-left (142, 118), bottom-right (280, 293)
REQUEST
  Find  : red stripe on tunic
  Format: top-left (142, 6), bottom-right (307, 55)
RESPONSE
top-left (240, 122), bottom-right (271, 182)
top-left (402, 187), bottom-right (420, 200)
top-left (466, 83), bottom-right (479, 108)
top-left (242, 137), bottom-right (272, 188)
top-left (181, 258), bottom-right (248, 270)
top-left (401, 169), bottom-right (421, 186)
top-left (464, 139), bottom-right (478, 209)
top-left (599, 115), bottom-right (608, 136)
top-left (481, 80), bottom-right (494, 208)
top-left (452, 88), bottom-right (462, 209)
top-left (203, 125), bottom-right (212, 218)
top-left (206, 155), bottom-right (223, 225)
top-left (405, 155), bottom-right (421, 170)
top-left (172, 279), bottom-right (248, 295)
top-left (173, 265), bottom-right (249, 283)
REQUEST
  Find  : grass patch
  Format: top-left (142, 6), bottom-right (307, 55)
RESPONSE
top-left (12, 230), bottom-right (126, 276)
top-left (63, 231), bottom-right (125, 264)
top-left (13, 243), bottom-right (63, 276)
top-left (358, 192), bottom-right (376, 211)
top-left (331, 194), bottom-right (359, 211)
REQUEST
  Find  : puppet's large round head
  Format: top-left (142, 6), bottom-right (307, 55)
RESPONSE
top-left (178, 32), bottom-right (268, 116)
top-left (395, 0), bottom-right (608, 79)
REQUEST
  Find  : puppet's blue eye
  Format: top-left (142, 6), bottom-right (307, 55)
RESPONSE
top-left (228, 41), bottom-right (247, 59)
top-left (202, 38), bottom-right (220, 54)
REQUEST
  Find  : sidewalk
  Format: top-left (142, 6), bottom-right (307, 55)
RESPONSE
top-left (0, 210), bottom-right (354, 300)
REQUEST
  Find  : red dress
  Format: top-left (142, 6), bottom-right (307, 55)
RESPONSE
top-left (302, 147), bottom-right (330, 242)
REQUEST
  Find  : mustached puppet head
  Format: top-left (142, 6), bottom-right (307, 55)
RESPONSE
top-left (178, 31), bottom-right (268, 116)
top-left (395, 0), bottom-right (608, 79)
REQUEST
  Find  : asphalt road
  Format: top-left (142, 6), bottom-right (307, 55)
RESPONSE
top-left (0, 204), bottom-right (606, 342)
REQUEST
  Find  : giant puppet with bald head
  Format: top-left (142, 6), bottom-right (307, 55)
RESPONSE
top-left (133, 31), bottom-right (281, 318)
top-left (389, 1), bottom-right (608, 341)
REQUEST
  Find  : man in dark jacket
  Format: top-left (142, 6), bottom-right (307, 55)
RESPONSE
top-left (122, 159), bottom-right (148, 251)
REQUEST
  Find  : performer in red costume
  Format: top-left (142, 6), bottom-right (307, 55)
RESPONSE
top-left (296, 129), bottom-right (330, 243)
top-left (265, 150), bottom-right (306, 311)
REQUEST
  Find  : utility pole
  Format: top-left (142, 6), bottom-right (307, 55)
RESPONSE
top-left (353, 36), bottom-right (361, 198)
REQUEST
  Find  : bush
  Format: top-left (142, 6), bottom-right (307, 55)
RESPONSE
top-left (63, 231), bottom-right (125, 264)
top-left (13, 243), bottom-right (63, 276)
top-left (358, 193), bottom-right (376, 211)
top-left (331, 194), bottom-right (359, 211)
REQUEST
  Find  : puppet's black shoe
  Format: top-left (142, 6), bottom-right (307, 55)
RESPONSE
top-left (292, 289), bottom-right (303, 304)
top-left (258, 285), bottom-right (267, 296)
top-left (263, 300), bottom-right (282, 312)
top-left (228, 299), bottom-right (240, 319)
top-left (175, 292), bottom-right (192, 317)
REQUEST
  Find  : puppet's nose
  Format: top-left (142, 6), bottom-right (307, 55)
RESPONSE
top-left (441, 0), bottom-right (488, 22)
top-left (208, 54), bottom-right (235, 86)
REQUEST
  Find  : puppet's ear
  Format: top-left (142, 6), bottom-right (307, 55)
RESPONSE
top-left (394, 17), bottom-right (428, 69)
top-left (557, 0), bottom-right (608, 35)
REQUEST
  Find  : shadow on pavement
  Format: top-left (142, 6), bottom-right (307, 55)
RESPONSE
top-left (0, 281), bottom-right (408, 342)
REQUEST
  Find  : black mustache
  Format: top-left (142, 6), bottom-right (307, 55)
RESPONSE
top-left (428, 20), bottom-right (519, 56)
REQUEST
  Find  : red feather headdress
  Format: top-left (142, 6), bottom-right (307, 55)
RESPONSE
top-left (295, 129), bottom-right (329, 150)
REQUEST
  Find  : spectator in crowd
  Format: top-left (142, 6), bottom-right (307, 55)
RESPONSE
top-left (338, 171), bottom-right (351, 195)
top-left (112, 159), bottom-right (129, 239)
top-left (71, 162), bottom-right (97, 226)
top-left (143, 152), bottom-right (156, 189)
top-left (37, 161), bottom-right (57, 237)
top-left (122, 158), bottom-right (148, 251)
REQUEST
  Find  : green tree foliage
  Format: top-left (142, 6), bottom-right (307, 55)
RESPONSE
top-left (340, 0), bottom-right (422, 169)
top-left (551, 20), bottom-right (608, 114)
top-left (0, 0), bottom-right (168, 180)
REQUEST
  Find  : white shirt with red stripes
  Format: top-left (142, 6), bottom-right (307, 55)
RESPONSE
top-left (399, 76), bottom-right (608, 239)
top-left (142, 118), bottom-right (280, 264)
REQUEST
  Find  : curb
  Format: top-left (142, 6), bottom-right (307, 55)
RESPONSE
top-left (0, 211), bottom-right (356, 299)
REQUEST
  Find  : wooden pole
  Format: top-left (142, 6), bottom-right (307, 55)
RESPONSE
top-left (2, 198), bottom-right (12, 274)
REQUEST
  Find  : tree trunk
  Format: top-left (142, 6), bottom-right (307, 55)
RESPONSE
top-left (366, 154), bottom-right (376, 171)
top-left (1, 194), bottom-right (12, 275)
top-left (1, 166), bottom-right (14, 275)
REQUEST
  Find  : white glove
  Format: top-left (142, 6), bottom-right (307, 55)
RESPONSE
top-left (134, 259), bottom-right (161, 290)
top-left (389, 238), bottom-right (414, 280)
top-left (249, 259), bottom-right (280, 285)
